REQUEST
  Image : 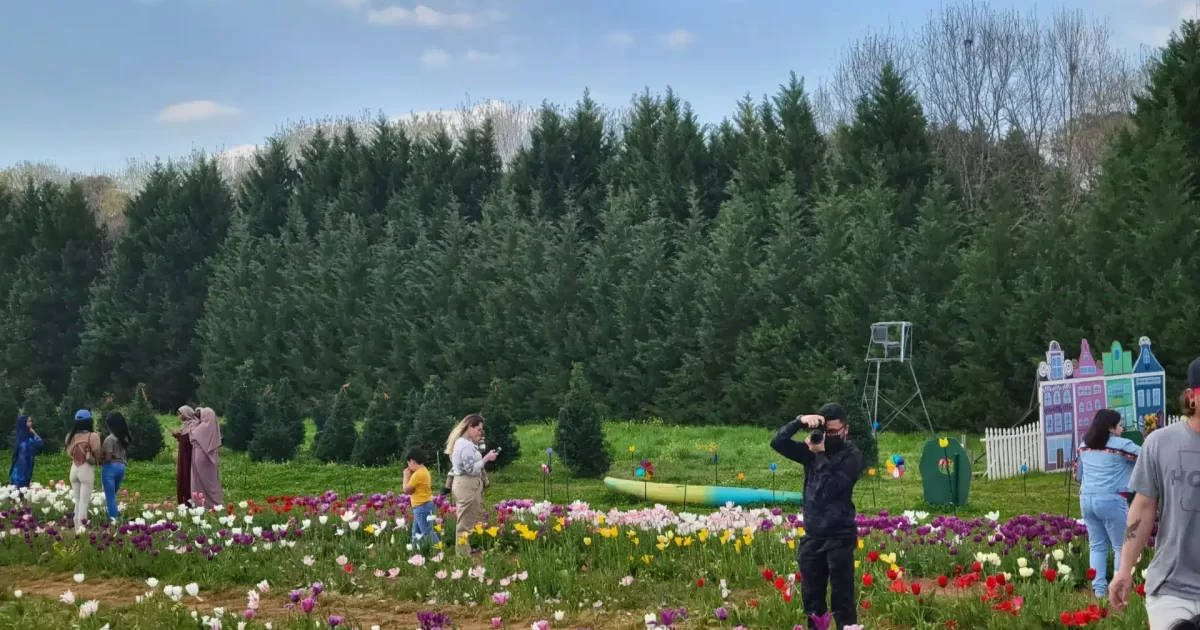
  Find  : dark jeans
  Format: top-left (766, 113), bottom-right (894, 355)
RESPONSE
top-left (798, 537), bottom-right (857, 630)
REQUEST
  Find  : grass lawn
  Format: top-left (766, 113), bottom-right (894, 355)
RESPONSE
top-left (19, 417), bottom-right (1076, 519)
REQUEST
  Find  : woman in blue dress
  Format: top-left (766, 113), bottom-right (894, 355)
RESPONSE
top-left (9, 414), bottom-right (44, 488)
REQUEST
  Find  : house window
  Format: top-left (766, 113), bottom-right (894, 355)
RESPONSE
top-left (1153, 389), bottom-right (1162, 406)
top-left (1082, 365), bottom-right (1095, 375)
top-left (1064, 390), bottom-right (1072, 404)
top-left (1065, 412), bottom-right (1073, 430)
top-left (1052, 355), bottom-right (1064, 379)
top-left (1138, 390), bottom-right (1146, 408)
top-left (1054, 391), bottom-right (1062, 405)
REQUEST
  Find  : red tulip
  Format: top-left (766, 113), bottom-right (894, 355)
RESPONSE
top-left (1086, 568), bottom-right (1097, 580)
top-left (971, 561), bottom-right (982, 573)
top-left (861, 600), bottom-right (871, 610)
top-left (937, 575), bottom-right (948, 588)
top-left (862, 574), bottom-right (874, 587)
top-left (867, 551), bottom-right (880, 562)
top-left (911, 583), bottom-right (922, 596)
top-left (1042, 569), bottom-right (1058, 582)
top-left (886, 568), bottom-right (898, 580)
top-left (696, 578), bottom-right (705, 587)
top-left (762, 569), bottom-right (775, 582)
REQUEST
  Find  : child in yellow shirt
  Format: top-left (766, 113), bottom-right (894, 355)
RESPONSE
top-left (404, 450), bottom-right (438, 547)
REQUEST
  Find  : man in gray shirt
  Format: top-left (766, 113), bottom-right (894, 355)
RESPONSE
top-left (1111, 358), bottom-right (1200, 629)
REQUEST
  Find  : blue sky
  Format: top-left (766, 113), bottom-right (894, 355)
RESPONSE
top-left (1, 0), bottom-right (1196, 173)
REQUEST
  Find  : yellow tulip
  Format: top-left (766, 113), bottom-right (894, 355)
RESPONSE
top-left (867, 468), bottom-right (876, 477)
top-left (938, 437), bottom-right (950, 448)
top-left (597, 515), bottom-right (606, 526)
top-left (857, 539), bottom-right (864, 550)
top-left (553, 524), bottom-right (563, 533)
top-left (796, 527), bottom-right (806, 538)
top-left (628, 446), bottom-right (636, 453)
top-left (434, 524), bottom-right (443, 534)
top-left (641, 554), bottom-right (652, 564)
top-left (364, 524), bottom-right (375, 535)
top-left (788, 539), bottom-right (795, 549)
top-left (737, 472), bottom-right (745, 481)
top-left (673, 536), bottom-right (683, 546)
top-left (683, 536), bottom-right (694, 546)
top-left (632, 537), bottom-right (640, 545)
top-left (486, 526), bottom-right (499, 538)
top-left (474, 523), bottom-right (484, 535)
top-left (698, 529), bottom-right (709, 542)
top-left (656, 542), bottom-right (667, 551)
top-left (734, 539), bottom-right (743, 553)
top-left (855, 560), bottom-right (861, 569)
top-left (583, 537), bottom-right (592, 546)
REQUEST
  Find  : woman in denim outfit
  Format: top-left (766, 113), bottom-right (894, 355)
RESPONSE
top-left (1074, 409), bottom-right (1140, 597)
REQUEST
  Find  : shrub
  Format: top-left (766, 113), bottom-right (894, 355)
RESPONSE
top-left (405, 376), bottom-right (454, 473)
top-left (313, 387), bottom-right (358, 463)
top-left (249, 378), bottom-right (304, 463)
top-left (483, 378), bottom-right (520, 469)
top-left (352, 391), bottom-right (402, 467)
top-left (124, 383), bottom-right (165, 462)
top-left (553, 363), bottom-right (610, 478)
top-left (223, 360), bottom-right (261, 452)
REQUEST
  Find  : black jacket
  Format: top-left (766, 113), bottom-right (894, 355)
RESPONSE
top-left (770, 419), bottom-right (863, 540)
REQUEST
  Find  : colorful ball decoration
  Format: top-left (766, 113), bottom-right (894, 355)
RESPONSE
top-left (885, 454), bottom-right (906, 478)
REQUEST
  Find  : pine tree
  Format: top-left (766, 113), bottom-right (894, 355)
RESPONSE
top-left (771, 72), bottom-right (826, 200)
top-left (237, 138), bottom-right (296, 238)
top-left (352, 391), bottom-right (402, 467)
top-left (452, 119), bottom-right (502, 222)
top-left (78, 159), bottom-right (234, 409)
top-left (553, 363), bottom-right (610, 478)
top-left (21, 382), bottom-right (56, 443)
top-left (249, 378), bottom-right (303, 463)
top-left (313, 387), bottom-right (358, 463)
top-left (55, 368), bottom-right (92, 452)
top-left (222, 360), bottom-right (261, 452)
top-left (836, 62), bottom-right (932, 229)
top-left (405, 376), bottom-right (454, 473)
top-left (124, 384), bottom-right (165, 462)
top-left (0, 182), bottom-right (104, 398)
top-left (482, 379), bottom-right (521, 468)
top-left (0, 372), bottom-right (19, 446)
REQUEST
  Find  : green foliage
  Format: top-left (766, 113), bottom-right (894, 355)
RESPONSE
top-left (352, 392), bottom-right (402, 467)
top-left (554, 364), bottom-right (611, 478)
top-left (249, 379), bottom-right (303, 463)
top-left (55, 368), bottom-right (92, 452)
top-left (222, 360), bottom-right (260, 452)
top-left (20, 382), bottom-right (56, 443)
top-left (123, 384), bottom-right (165, 462)
top-left (0, 372), bottom-right (19, 446)
top-left (78, 160), bottom-right (233, 410)
top-left (0, 182), bottom-right (104, 399)
top-left (313, 388), bottom-right (358, 464)
top-left (405, 377), bottom-right (453, 473)
top-left (482, 380), bottom-right (521, 469)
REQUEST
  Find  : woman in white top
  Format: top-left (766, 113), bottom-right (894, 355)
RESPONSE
top-left (65, 410), bottom-right (101, 530)
top-left (445, 414), bottom-right (497, 556)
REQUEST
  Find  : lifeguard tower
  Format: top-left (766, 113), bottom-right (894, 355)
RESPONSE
top-left (862, 321), bottom-right (934, 436)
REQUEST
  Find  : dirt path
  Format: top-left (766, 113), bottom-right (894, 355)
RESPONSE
top-left (0, 566), bottom-right (644, 629)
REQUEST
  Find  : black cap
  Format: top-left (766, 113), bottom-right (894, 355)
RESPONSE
top-left (818, 403), bottom-right (846, 422)
top-left (1189, 357), bottom-right (1200, 389)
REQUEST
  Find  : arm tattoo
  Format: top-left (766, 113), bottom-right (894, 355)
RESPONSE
top-left (1124, 519), bottom-right (1141, 543)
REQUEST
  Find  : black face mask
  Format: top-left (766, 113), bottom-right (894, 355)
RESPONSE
top-left (824, 434), bottom-right (845, 452)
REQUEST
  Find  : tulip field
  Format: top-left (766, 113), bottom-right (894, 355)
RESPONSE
top-left (0, 422), bottom-right (1159, 629)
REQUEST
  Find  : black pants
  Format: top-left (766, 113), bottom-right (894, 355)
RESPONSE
top-left (798, 537), bottom-right (857, 630)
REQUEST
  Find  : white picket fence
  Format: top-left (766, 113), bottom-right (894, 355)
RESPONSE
top-left (982, 424), bottom-right (1043, 480)
top-left (982, 415), bottom-right (1187, 480)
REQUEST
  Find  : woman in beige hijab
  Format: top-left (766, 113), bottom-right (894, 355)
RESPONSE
top-left (189, 408), bottom-right (224, 507)
top-left (172, 406), bottom-right (200, 506)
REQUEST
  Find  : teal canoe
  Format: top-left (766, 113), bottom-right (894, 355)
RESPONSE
top-left (604, 477), bottom-right (803, 507)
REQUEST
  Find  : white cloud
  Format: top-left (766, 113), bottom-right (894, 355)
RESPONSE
top-left (419, 48), bottom-right (452, 68)
top-left (463, 49), bottom-right (515, 66)
top-left (367, 4), bottom-right (502, 29)
top-left (605, 30), bottom-right (635, 48)
top-left (661, 28), bottom-right (694, 49)
top-left (155, 100), bottom-right (240, 124)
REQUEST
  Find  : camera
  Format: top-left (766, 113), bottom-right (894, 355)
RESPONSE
top-left (809, 428), bottom-right (825, 444)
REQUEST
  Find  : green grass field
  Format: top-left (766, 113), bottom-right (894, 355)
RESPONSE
top-left (20, 417), bottom-right (1076, 518)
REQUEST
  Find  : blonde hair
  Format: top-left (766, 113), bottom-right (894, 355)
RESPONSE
top-left (444, 413), bottom-right (484, 456)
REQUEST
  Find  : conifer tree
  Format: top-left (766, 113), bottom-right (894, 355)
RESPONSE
top-left (124, 384), bottom-right (165, 462)
top-left (249, 378), bottom-right (303, 463)
top-left (0, 182), bottom-right (104, 397)
top-left (0, 372), bottom-right (19, 446)
top-left (352, 391), bottom-right (402, 467)
top-left (313, 387), bottom-right (358, 463)
top-left (836, 62), bottom-right (932, 229)
top-left (771, 72), bottom-right (826, 200)
top-left (78, 159), bottom-right (233, 408)
top-left (222, 360), bottom-right (261, 452)
top-left (481, 379), bottom-right (521, 468)
top-left (452, 119), bottom-right (502, 222)
top-left (21, 382), bottom-right (56, 434)
top-left (405, 377), bottom-right (453, 472)
top-left (55, 368), bottom-right (92, 451)
top-left (237, 138), bottom-right (296, 238)
top-left (553, 363), bottom-right (610, 478)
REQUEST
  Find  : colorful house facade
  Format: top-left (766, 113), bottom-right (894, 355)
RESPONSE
top-left (1036, 336), bottom-right (1166, 472)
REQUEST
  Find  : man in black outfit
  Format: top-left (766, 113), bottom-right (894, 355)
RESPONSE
top-left (770, 402), bottom-right (863, 630)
